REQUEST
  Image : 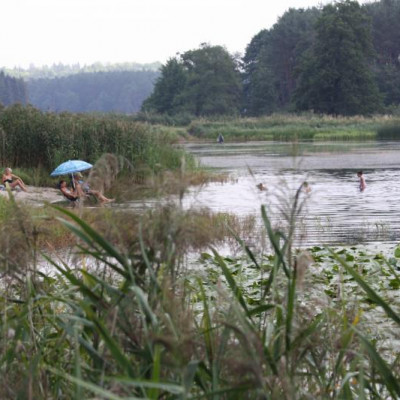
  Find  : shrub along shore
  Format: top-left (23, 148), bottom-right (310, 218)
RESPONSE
top-left (135, 113), bottom-right (400, 142)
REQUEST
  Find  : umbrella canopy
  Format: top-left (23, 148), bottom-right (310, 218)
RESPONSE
top-left (50, 160), bottom-right (93, 177)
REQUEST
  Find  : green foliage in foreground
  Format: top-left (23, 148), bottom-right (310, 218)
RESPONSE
top-left (0, 188), bottom-right (400, 398)
top-left (0, 104), bottom-right (190, 174)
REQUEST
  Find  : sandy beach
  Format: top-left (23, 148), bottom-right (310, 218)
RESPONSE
top-left (0, 186), bottom-right (64, 206)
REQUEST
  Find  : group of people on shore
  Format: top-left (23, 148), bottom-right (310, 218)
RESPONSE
top-left (1, 165), bottom-right (367, 207)
top-left (0, 167), bottom-right (113, 206)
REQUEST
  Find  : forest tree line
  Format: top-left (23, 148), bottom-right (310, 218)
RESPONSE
top-left (0, 63), bottom-right (160, 114)
top-left (0, 0), bottom-right (399, 116)
top-left (27, 70), bottom-right (160, 114)
top-left (2, 61), bottom-right (161, 80)
top-left (0, 71), bottom-right (27, 106)
top-left (144, 0), bottom-right (400, 117)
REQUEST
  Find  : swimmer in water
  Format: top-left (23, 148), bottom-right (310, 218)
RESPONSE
top-left (302, 181), bottom-right (311, 194)
top-left (357, 171), bottom-right (366, 192)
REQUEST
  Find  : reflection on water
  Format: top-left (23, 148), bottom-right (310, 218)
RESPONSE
top-left (182, 141), bottom-right (400, 246)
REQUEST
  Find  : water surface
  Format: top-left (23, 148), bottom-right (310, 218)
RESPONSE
top-left (183, 141), bottom-right (400, 246)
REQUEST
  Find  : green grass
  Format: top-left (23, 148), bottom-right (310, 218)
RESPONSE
top-left (164, 114), bottom-right (400, 141)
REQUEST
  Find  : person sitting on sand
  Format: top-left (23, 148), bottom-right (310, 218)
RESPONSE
top-left (357, 171), bottom-right (366, 192)
top-left (2, 167), bottom-right (28, 192)
top-left (59, 180), bottom-right (79, 203)
top-left (71, 175), bottom-right (114, 204)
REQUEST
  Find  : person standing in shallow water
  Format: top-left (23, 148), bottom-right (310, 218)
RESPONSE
top-left (357, 171), bottom-right (366, 192)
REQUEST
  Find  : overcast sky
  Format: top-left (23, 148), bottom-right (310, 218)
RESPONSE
top-left (1, 0), bottom-right (372, 68)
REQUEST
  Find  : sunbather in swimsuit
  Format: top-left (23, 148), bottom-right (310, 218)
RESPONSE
top-left (2, 167), bottom-right (28, 192)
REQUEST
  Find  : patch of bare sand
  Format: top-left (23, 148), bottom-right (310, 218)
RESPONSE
top-left (0, 186), bottom-right (64, 206)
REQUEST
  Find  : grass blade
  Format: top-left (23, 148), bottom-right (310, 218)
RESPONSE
top-left (356, 329), bottom-right (400, 398)
top-left (330, 249), bottom-right (400, 325)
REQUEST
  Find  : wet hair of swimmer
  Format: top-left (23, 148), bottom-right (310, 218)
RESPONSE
top-left (357, 171), bottom-right (363, 176)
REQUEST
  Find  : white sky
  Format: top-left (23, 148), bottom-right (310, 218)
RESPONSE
top-left (1, 0), bottom-right (372, 68)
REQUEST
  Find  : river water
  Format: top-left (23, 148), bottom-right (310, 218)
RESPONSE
top-left (182, 141), bottom-right (400, 247)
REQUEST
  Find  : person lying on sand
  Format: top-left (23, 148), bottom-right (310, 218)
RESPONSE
top-left (2, 167), bottom-right (28, 192)
top-left (71, 175), bottom-right (114, 204)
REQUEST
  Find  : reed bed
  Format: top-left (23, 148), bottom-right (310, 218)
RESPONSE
top-left (0, 105), bottom-right (190, 180)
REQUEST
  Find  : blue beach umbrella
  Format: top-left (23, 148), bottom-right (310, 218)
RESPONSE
top-left (50, 160), bottom-right (93, 177)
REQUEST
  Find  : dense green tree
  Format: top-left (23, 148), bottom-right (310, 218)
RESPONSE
top-left (143, 44), bottom-right (242, 116)
top-left (141, 58), bottom-right (186, 114)
top-left (242, 8), bottom-right (319, 115)
top-left (179, 44), bottom-right (242, 115)
top-left (268, 8), bottom-right (319, 108)
top-left (242, 30), bottom-right (277, 115)
top-left (366, 0), bottom-right (400, 107)
top-left (294, 0), bottom-right (381, 115)
top-left (374, 64), bottom-right (400, 107)
top-left (366, 0), bottom-right (400, 65)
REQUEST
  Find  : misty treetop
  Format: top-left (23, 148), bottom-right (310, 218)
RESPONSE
top-left (3, 61), bottom-right (162, 80)
top-left (27, 70), bottom-right (160, 114)
top-left (0, 71), bottom-right (27, 107)
top-left (0, 63), bottom-right (160, 114)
